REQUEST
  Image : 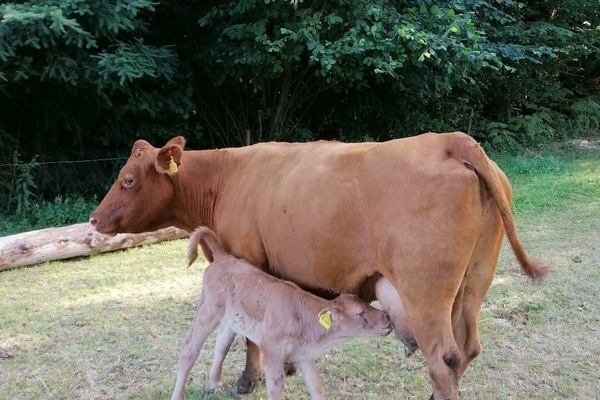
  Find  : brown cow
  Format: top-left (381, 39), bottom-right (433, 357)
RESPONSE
top-left (171, 226), bottom-right (392, 400)
top-left (90, 132), bottom-right (547, 399)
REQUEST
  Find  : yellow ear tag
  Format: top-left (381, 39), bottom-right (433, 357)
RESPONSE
top-left (318, 310), bottom-right (331, 330)
top-left (168, 156), bottom-right (178, 173)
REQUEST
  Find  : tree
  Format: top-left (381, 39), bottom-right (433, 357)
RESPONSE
top-left (0, 0), bottom-right (190, 156)
top-left (0, 0), bottom-right (598, 216)
top-left (0, 0), bottom-right (193, 209)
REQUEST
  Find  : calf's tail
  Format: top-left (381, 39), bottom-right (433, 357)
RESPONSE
top-left (188, 226), bottom-right (227, 266)
top-left (450, 132), bottom-right (548, 281)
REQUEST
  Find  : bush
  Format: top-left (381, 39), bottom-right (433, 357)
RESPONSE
top-left (0, 195), bottom-right (98, 236)
top-left (571, 99), bottom-right (600, 136)
top-left (479, 109), bottom-right (567, 153)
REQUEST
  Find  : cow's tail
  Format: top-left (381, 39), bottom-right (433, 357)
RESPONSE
top-left (188, 226), bottom-right (227, 266)
top-left (451, 132), bottom-right (548, 281)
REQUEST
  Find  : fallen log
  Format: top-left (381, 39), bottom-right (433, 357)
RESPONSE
top-left (0, 223), bottom-right (188, 272)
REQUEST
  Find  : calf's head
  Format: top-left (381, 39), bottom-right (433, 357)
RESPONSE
top-left (89, 136), bottom-right (185, 235)
top-left (323, 294), bottom-right (392, 338)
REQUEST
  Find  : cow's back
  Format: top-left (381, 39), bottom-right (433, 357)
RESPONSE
top-left (213, 133), bottom-right (488, 295)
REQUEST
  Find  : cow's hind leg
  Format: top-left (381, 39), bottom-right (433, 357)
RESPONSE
top-left (236, 339), bottom-right (262, 394)
top-left (171, 292), bottom-right (222, 400)
top-left (412, 316), bottom-right (461, 400)
top-left (453, 214), bottom-right (505, 379)
top-left (388, 263), bottom-right (466, 400)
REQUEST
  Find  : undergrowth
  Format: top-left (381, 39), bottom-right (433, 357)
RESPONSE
top-left (0, 195), bottom-right (98, 236)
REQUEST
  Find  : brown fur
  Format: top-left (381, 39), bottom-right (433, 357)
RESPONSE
top-left (91, 132), bottom-right (548, 399)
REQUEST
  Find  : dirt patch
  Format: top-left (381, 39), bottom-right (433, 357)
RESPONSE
top-left (493, 317), bottom-right (513, 327)
top-left (0, 348), bottom-right (15, 362)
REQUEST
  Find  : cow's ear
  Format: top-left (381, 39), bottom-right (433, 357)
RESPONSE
top-left (131, 139), bottom-right (152, 157)
top-left (164, 136), bottom-right (185, 149)
top-left (156, 145), bottom-right (184, 175)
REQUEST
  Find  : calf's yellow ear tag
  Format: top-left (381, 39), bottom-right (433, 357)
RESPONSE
top-left (318, 310), bottom-right (332, 330)
top-left (168, 156), bottom-right (178, 173)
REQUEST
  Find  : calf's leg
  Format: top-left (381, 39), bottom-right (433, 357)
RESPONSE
top-left (297, 359), bottom-right (324, 400)
top-left (209, 325), bottom-right (236, 391)
top-left (262, 350), bottom-right (286, 400)
top-left (171, 294), bottom-right (222, 400)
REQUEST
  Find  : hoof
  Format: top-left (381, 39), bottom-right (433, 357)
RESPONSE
top-left (401, 338), bottom-right (419, 357)
top-left (209, 383), bottom-right (224, 392)
top-left (235, 376), bottom-right (258, 394)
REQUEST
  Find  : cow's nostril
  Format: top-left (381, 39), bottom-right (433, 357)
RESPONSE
top-left (89, 216), bottom-right (97, 226)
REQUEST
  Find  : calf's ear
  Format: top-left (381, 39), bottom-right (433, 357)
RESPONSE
top-left (156, 144), bottom-right (184, 175)
top-left (318, 308), bottom-right (334, 330)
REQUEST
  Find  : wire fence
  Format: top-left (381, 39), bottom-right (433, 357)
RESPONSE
top-left (0, 157), bottom-right (128, 168)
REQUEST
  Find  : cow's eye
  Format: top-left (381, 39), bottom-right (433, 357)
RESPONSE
top-left (122, 177), bottom-right (135, 188)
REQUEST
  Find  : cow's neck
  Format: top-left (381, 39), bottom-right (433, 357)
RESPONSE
top-left (170, 149), bottom-right (233, 232)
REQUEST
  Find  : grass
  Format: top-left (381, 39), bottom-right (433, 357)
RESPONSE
top-left (1, 145), bottom-right (599, 399)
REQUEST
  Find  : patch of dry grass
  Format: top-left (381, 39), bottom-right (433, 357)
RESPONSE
top-left (1, 147), bottom-right (599, 399)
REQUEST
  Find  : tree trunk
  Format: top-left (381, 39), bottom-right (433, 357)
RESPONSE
top-left (0, 223), bottom-right (188, 272)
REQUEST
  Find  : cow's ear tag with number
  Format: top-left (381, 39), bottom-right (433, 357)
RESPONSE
top-left (318, 310), bottom-right (331, 330)
top-left (168, 156), bottom-right (178, 173)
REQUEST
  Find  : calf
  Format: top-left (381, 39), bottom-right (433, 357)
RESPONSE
top-left (171, 226), bottom-right (393, 400)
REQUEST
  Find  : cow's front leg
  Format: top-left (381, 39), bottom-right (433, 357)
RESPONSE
top-left (236, 339), bottom-right (262, 394)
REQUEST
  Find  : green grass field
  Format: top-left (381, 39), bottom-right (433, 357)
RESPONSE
top-left (1, 145), bottom-right (599, 399)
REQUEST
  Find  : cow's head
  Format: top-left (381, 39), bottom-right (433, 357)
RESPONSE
top-left (89, 136), bottom-right (185, 235)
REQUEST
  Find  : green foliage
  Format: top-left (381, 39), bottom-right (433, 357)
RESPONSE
top-left (0, 0), bottom-right (598, 210)
top-left (4, 153), bottom-right (39, 216)
top-left (0, 194), bottom-right (98, 235)
top-left (93, 41), bottom-right (177, 86)
top-left (510, 111), bottom-right (557, 146)
top-left (480, 110), bottom-right (563, 152)
top-left (571, 99), bottom-right (600, 135)
top-left (480, 121), bottom-right (518, 152)
top-left (31, 194), bottom-right (97, 227)
top-left (0, 0), bottom-right (190, 154)
top-left (193, 0), bottom-right (512, 142)
top-left (0, 149), bottom-right (100, 234)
